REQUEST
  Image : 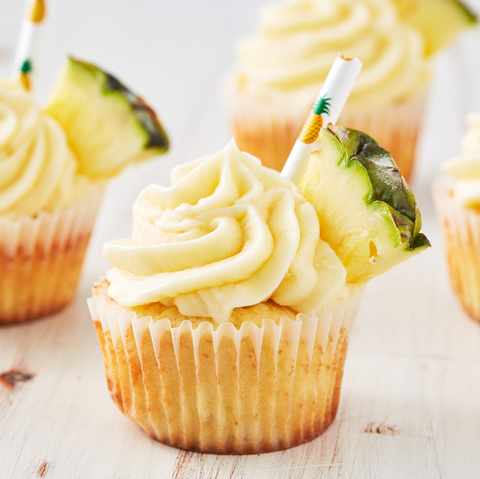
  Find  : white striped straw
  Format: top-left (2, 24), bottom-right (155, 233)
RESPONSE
top-left (281, 55), bottom-right (363, 185)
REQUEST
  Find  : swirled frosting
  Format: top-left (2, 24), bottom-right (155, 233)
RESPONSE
top-left (233, 0), bottom-right (430, 107)
top-left (442, 113), bottom-right (480, 207)
top-left (104, 140), bottom-right (347, 323)
top-left (0, 80), bottom-right (101, 218)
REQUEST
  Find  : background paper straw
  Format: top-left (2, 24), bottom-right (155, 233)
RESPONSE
top-left (12, 0), bottom-right (47, 91)
top-left (281, 55), bottom-right (363, 185)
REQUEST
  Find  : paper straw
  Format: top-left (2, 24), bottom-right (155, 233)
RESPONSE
top-left (12, 0), bottom-right (47, 91)
top-left (281, 55), bottom-right (363, 185)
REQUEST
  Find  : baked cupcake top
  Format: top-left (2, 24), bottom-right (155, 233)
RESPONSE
top-left (233, 0), bottom-right (430, 108)
top-left (442, 113), bottom-right (480, 207)
top-left (0, 80), bottom-right (101, 218)
top-left (104, 140), bottom-right (347, 323)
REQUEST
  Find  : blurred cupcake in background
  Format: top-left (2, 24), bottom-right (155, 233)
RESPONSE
top-left (434, 113), bottom-right (480, 323)
top-left (226, 0), bottom-right (477, 179)
top-left (0, 58), bottom-right (168, 324)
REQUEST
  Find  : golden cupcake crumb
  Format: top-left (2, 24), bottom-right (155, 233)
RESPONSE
top-left (93, 280), bottom-right (298, 330)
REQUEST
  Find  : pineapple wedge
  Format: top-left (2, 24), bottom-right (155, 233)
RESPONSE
top-left (45, 57), bottom-right (169, 178)
top-left (299, 126), bottom-right (430, 284)
top-left (391, 0), bottom-right (477, 56)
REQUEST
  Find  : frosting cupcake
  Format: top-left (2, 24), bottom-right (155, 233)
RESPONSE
top-left (0, 58), bottom-right (168, 324)
top-left (88, 126), bottom-right (429, 453)
top-left (226, 0), bottom-right (476, 179)
top-left (433, 113), bottom-right (480, 322)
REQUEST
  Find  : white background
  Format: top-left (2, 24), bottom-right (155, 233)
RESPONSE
top-left (1, 1), bottom-right (480, 478)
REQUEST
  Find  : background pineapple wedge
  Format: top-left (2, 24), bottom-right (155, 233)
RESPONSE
top-left (391, 0), bottom-right (477, 56)
top-left (45, 57), bottom-right (169, 178)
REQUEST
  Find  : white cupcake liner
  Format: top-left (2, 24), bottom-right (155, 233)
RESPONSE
top-left (433, 179), bottom-right (480, 322)
top-left (0, 191), bottom-right (103, 323)
top-left (88, 283), bottom-right (365, 454)
top-left (225, 81), bottom-right (428, 181)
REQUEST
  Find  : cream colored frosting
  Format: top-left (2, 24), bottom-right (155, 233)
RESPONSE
top-left (0, 80), bottom-right (102, 218)
top-left (442, 113), bottom-right (480, 208)
top-left (104, 140), bottom-right (347, 323)
top-left (233, 0), bottom-right (430, 108)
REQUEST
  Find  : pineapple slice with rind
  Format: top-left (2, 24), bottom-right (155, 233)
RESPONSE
top-left (45, 57), bottom-right (169, 178)
top-left (391, 0), bottom-right (477, 56)
top-left (299, 126), bottom-right (430, 284)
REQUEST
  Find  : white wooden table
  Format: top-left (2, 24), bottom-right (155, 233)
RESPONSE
top-left (1, 1), bottom-right (480, 477)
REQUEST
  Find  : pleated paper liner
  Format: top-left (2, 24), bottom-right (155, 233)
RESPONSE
top-left (433, 179), bottom-right (480, 323)
top-left (226, 82), bottom-right (428, 182)
top-left (0, 190), bottom-right (103, 324)
top-left (88, 282), bottom-right (365, 454)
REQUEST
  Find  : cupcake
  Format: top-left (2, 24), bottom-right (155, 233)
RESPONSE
top-left (433, 113), bottom-right (480, 322)
top-left (0, 58), bottom-right (168, 324)
top-left (226, 0), bottom-right (476, 179)
top-left (88, 125), bottom-right (429, 454)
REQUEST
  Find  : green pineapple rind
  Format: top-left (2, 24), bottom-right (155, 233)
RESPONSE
top-left (332, 125), bottom-right (430, 252)
top-left (299, 125), bottom-right (430, 283)
top-left (455, 0), bottom-right (478, 24)
top-left (69, 57), bottom-right (169, 152)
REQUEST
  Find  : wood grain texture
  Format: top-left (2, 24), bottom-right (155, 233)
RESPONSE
top-left (1, 0), bottom-right (480, 477)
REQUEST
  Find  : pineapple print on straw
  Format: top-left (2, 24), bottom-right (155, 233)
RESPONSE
top-left (299, 95), bottom-right (332, 144)
top-left (18, 59), bottom-right (33, 91)
top-left (12, 0), bottom-right (47, 91)
top-left (281, 55), bottom-right (363, 185)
